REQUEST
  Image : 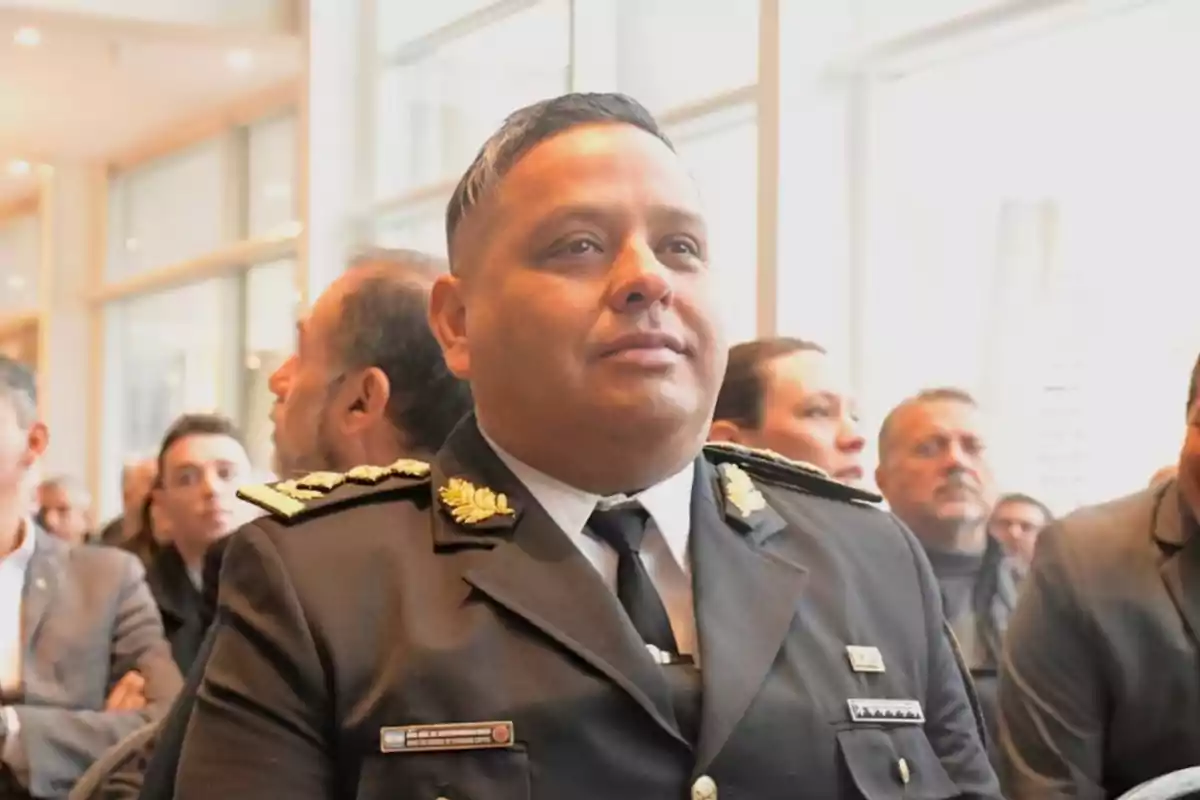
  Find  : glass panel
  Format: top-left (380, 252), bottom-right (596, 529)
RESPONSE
top-left (0, 213), bottom-right (40, 314)
top-left (378, 0), bottom-right (498, 55)
top-left (611, 0), bottom-right (759, 112)
top-left (248, 114), bottom-right (298, 238)
top-left (861, 0), bottom-right (1200, 510)
top-left (373, 198), bottom-right (450, 259)
top-left (671, 104), bottom-right (758, 346)
top-left (243, 260), bottom-right (298, 474)
top-left (101, 278), bottom-right (241, 509)
top-left (107, 139), bottom-right (228, 279)
top-left (854, 0), bottom-right (1004, 42)
top-left (374, 0), bottom-right (570, 199)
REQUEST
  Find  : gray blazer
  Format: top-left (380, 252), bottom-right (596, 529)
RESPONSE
top-left (998, 480), bottom-right (1200, 798)
top-left (6, 530), bottom-right (182, 798)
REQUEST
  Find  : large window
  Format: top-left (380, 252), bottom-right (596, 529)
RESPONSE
top-left (249, 114), bottom-right (299, 238)
top-left (859, 0), bottom-right (1200, 510)
top-left (373, 0), bottom-right (571, 200)
top-left (368, 0), bottom-right (764, 339)
top-left (243, 259), bottom-right (299, 472)
top-left (102, 278), bottom-right (242, 464)
top-left (0, 212), bottom-right (41, 315)
top-left (100, 112), bottom-right (299, 514)
top-left (107, 140), bottom-right (228, 279)
top-left (366, 0), bottom-right (1200, 514)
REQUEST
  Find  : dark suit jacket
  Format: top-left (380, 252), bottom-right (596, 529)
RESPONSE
top-left (100, 538), bottom-right (232, 800)
top-left (6, 531), bottom-right (182, 798)
top-left (175, 419), bottom-right (999, 799)
top-left (143, 547), bottom-right (205, 675)
top-left (998, 480), bottom-right (1200, 798)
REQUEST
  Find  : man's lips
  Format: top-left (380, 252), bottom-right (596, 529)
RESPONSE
top-left (598, 331), bottom-right (688, 358)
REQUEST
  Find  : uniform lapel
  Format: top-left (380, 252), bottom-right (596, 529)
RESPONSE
top-left (22, 528), bottom-right (65, 656)
top-left (1155, 482), bottom-right (1200, 645)
top-left (691, 461), bottom-right (808, 774)
top-left (436, 418), bottom-right (686, 747)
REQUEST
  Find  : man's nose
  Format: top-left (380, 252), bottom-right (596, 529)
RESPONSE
top-left (608, 243), bottom-right (672, 314)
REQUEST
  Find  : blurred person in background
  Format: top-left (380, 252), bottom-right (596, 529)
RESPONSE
top-left (987, 492), bottom-right (1052, 573)
top-left (875, 387), bottom-right (1016, 762)
top-left (34, 476), bottom-right (92, 546)
top-left (122, 248), bottom-right (473, 800)
top-left (143, 414), bottom-right (253, 674)
top-left (269, 248), bottom-right (471, 479)
top-left (0, 356), bottom-right (180, 799)
top-left (1151, 463), bottom-right (1177, 488)
top-left (998, 353), bottom-right (1200, 797)
top-left (708, 338), bottom-right (866, 485)
top-left (97, 459), bottom-right (159, 548)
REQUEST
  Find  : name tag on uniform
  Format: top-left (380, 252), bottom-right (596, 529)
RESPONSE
top-left (845, 645), bottom-right (885, 673)
top-left (847, 698), bottom-right (925, 725)
top-left (380, 721), bottom-right (514, 754)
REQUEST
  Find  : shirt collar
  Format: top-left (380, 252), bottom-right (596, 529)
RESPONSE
top-left (2, 519), bottom-right (36, 572)
top-left (478, 428), bottom-right (695, 571)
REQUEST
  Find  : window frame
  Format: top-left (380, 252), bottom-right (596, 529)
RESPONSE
top-left (94, 105), bottom-right (302, 517)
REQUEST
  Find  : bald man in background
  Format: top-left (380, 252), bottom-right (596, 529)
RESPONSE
top-left (35, 476), bottom-right (92, 546)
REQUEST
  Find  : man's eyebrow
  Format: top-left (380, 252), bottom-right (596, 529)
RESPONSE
top-left (524, 202), bottom-right (707, 232)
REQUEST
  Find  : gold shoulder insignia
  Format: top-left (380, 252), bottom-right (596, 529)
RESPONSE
top-left (238, 483), bottom-right (308, 519)
top-left (345, 458), bottom-right (431, 485)
top-left (703, 441), bottom-right (882, 505)
top-left (439, 478), bottom-right (515, 525)
top-left (237, 459), bottom-right (432, 523)
top-left (275, 480), bottom-right (324, 501)
top-left (295, 471), bottom-right (345, 492)
top-left (719, 463), bottom-right (767, 518)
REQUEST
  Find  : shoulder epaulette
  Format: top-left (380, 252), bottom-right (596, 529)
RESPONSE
top-left (237, 458), bottom-right (432, 523)
top-left (703, 442), bottom-right (882, 505)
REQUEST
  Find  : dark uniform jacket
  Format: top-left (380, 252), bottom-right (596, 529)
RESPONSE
top-left (174, 418), bottom-right (999, 800)
top-left (999, 479), bottom-right (1200, 798)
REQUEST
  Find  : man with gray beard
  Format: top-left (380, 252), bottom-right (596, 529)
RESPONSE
top-left (93, 249), bottom-right (472, 800)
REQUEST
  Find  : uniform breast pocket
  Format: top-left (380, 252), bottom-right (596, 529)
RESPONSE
top-left (837, 727), bottom-right (958, 800)
top-left (356, 747), bottom-right (531, 800)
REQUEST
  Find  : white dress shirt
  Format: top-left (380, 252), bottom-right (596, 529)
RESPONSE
top-left (481, 431), bottom-right (698, 658)
top-left (0, 522), bottom-right (34, 757)
top-left (0, 522), bottom-right (34, 696)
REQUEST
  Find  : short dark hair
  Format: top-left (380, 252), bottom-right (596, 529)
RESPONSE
top-left (713, 338), bottom-right (827, 429)
top-left (332, 249), bottom-right (472, 454)
top-left (994, 492), bottom-right (1053, 523)
top-left (0, 356), bottom-right (37, 428)
top-left (1189, 352), bottom-right (1199, 414)
top-left (156, 413), bottom-right (245, 476)
top-left (878, 387), bottom-right (979, 462)
top-left (445, 92), bottom-right (673, 269)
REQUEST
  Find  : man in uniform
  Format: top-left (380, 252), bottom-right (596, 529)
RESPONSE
top-left (175, 93), bottom-right (999, 799)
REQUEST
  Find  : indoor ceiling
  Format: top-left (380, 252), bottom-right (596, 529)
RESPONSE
top-left (0, 4), bottom-right (302, 204)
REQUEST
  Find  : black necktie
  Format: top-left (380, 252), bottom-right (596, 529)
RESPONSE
top-left (588, 504), bottom-right (680, 654)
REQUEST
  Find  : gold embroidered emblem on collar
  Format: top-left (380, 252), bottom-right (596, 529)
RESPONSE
top-left (438, 478), bottom-right (515, 525)
top-left (720, 463), bottom-right (767, 518)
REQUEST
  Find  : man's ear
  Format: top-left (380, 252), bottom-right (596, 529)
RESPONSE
top-left (21, 422), bottom-right (48, 469)
top-left (341, 367), bottom-right (391, 434)
top-left (874, 463), bottom-right (890, 496)
top-left (707, 419), bottom-right (745, 445)
top-left (428, 274), bottom-right (470, 380)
